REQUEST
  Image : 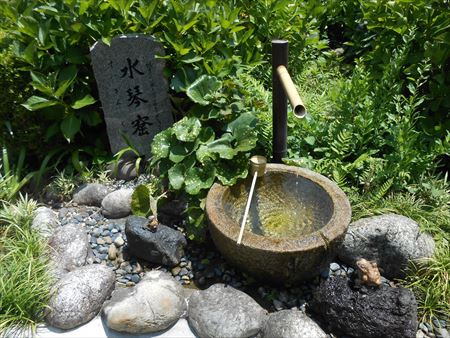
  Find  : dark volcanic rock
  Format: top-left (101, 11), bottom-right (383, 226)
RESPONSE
top-left (310, 276), bottom-right (418, 338)
top-left (125, 215), bottom-right (187, 267)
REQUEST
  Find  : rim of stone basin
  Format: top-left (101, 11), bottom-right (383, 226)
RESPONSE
top-left (206, 163), bottom-right (352, 253)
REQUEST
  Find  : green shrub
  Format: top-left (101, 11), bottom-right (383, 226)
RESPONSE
top-left (322, 0), bottom-right (450, 139)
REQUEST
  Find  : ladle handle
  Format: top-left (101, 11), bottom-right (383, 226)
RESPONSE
top-left (237, 171), bottom-right (258, 245)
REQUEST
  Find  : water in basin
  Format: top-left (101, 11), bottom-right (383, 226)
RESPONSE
top-left (223, 172), bottom-right (333, 239)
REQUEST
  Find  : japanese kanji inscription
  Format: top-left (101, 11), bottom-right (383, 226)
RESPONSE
top-left (90, 35), bottom-right (173, 158)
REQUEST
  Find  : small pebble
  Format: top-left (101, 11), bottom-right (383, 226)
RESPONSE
top-left (330, 262), bottom-right (340, 271)
top-left (108, 244), bottom-right (117, 260)
top-left (132, 262), bottom-right (143, 274)
top-left (104, 236), bottom-right (112, 244)
top-left (96, 238), bottom-right (105, 245)
top-left (273, 299), bottom-right (284, 311)
top-left (114, 236), bottom-right (125, 247)
top-left (130, 274), bottom-right (140, 283)
top-left (171, 266), bottom-right (182, 275)
top-left (98, 246), bottom-right (108, 254)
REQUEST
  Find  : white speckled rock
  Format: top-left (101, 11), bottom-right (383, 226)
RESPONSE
top-left (46, 264), bottom-right (115, 329)
top-left (101, 189), bottom-right (133, 219)
top-left (48, 223), bottom-right (93, 278)
top-left (73, 183), bottom-right (111, 207)
top-left (261, 310), bottom-right (327, 338)
top-left (31, 206), bottom-right (59, 238)
top-left (188, 284), bottom-right (267, 338)
top-left (339, 214), bottom-right (435, 278)
top-left (102, 270), bottom-right (186, 333)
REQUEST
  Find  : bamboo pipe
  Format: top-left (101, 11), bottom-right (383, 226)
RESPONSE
top-left (276, 65), bottom-right (306, 118)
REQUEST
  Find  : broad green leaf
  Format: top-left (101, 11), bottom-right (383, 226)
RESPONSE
top-left (17, 16), bottom-right (39, 38)
top-left (205, 133), bottom-right (235, 159)
top-left (151, 129), bottom-right (172, 160)
top-left (22, 96), bottom-right (60, 111)
top-left (216, 155), bottom-right (248, 185)
top-left (184, 164), bottom-right (216, 195)
top-left (30, 71), bottom-right (53, 96)
top-left (170, 67), bottom-right (198, 92)
top-left (169, 142), bottom-right (195, 163)
top-left (55, 65), bottom-right (78, 98)
top-left (71, 94), bottom-right (96, 109)
top-left (196, 145), bottom-right (216, 163)
top-left (186, 75), bottom-right (222, 105)
top-left (131, 185), bottom-right (151, 217)
top-left (197, 127), bottom-right (215, 144)
top-left (233, 126), bottom-right (257, 152)
top-left (80, 111), bottom-right (102, 126)
top-left (60, 115), bottom-right (81, 143)
top-left (168, 163), bottom-right (185, 190)
top-left (226, 112), bottom-right (257, 133)
top-left (138, 0), bottom-right (158, 22)
top-left (173, 117), bottom-right (202, 142)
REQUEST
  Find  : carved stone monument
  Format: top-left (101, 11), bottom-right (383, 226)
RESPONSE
top-left (90, 34), bottom-right (173, 158)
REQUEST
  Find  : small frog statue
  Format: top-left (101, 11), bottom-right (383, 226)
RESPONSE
top-left (355, 258), bottom-right (382, 287)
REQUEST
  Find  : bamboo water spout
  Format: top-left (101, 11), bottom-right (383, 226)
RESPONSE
top-left (272, 40), bottom-right (306, 163)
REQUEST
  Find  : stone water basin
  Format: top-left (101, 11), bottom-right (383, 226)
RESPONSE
top-left (206, 163), bottom-right (351, 284)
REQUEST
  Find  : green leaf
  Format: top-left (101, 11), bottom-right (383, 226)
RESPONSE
top-left (71, 94), bottom-right (96, 109)
top-left (216, 155), bottom-right (248, 185)
top-left (205, 133), bottom-right (235, 159)
top-left (30, 71), bottom-right (53, 96)
top-left (169, 142), bottom-right (196, 163)
top-left (170, 67), bottom-right (198, 92)
top-left (305, 136), bottom-right (316, 146)
top-left (185, 164), bottom-right (216, 195)
top-left (60, 115), bottom-right (81, 143)
top-left (173, 117), bottom-right (202, 142)
top-left (22, 96), bottom-right (60, 111)
top-left (151, 129), bottom-right (172, 160)
top-left (186, 75), bottom-right (222, 105)
top-left (80, 111), bottom-right (102, 126)
top-left (55, 65), bottom-right (78, 98)
top-left (131, 185), bottom-right (151, 217)
top-left (226, 112), bottom-right (257, 133)
top-left (168, 163), bottom-right (185, 190)
top-left (233, 126), bottom-right (257, 152)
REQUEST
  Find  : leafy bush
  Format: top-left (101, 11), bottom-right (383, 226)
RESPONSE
top-left (149, 74), bottom-right (262, 239)
top-left (322, 0), bottom-right (450, 139)
top-left (286, 36), bottom-right (449, 194)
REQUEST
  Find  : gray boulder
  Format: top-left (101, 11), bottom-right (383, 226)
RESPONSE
top-left (103, 270), bottom-right (186, 333)
top-left (46, 264), bottom-right (115, 329)
top-left (107, 158), bottom-right (143, 181)
top-left (48, 223), bottom-right (93, 278)
top-left (101, 188), bottom-right (133, 218)
top-left (310, 276), bottom-right (418, 338)
top-left (261, 310), bottom-right (327, 338)
top-left (31, 206), bottom-right (59, 238)
top-left (73, 183), bottom-right (111, 207)
top-left (125, 216), bottom-right (187, 267)
top-left (339, 214), bottom-right (435, 278)
top-left (188, 284), bottom-right (267, 338)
